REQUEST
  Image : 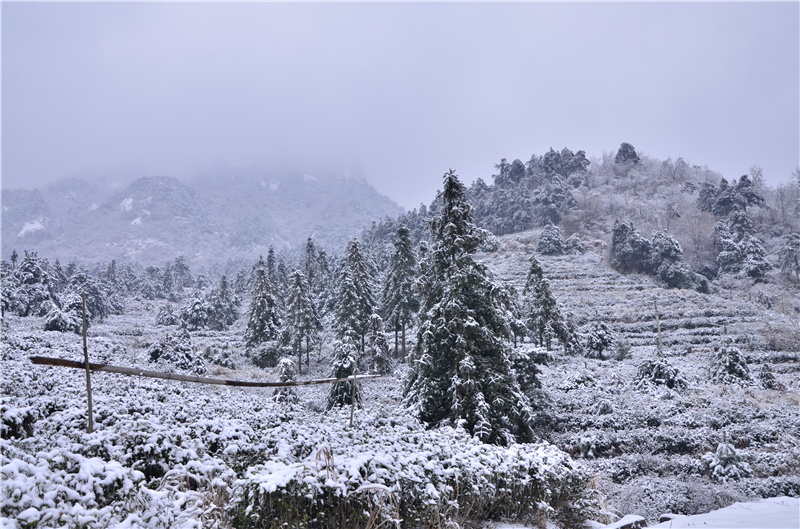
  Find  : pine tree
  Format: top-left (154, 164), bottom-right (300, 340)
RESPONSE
top-left (523, 255), bottom-right (573, 351)
top-left (286, 270), bottom-right (321, 373)
top-left (382, 223), bottom-right (419, 359)
top-left (244, 266), bottom-right (281, 348)
top-left (335, 239), bottom-right (375, 349)
top-left (208, 275), bottom-right (238, 330)
top-left (365, 314), bottom-right (393, 374)
top-left (404, 170), bottom-right (534, 446)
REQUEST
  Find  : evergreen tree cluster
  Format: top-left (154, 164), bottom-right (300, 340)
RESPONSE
top-left (610, 220), bottom-right (709, 292)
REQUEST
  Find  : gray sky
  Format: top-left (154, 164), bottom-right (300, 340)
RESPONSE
top-left (3, 2), bottom-right (798, 210)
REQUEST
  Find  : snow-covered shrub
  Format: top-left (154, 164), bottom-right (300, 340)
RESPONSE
top-left (1, 400), bottom-right (36, 439)
top-left (250, 341), bottom-right (281, 369)
top-left (272, 357), bottom-right (298, 404)
top-left (583, 321), bottom-right (615, 359)
top-left (536, 223), bottom-right (565, 255)
top-left (43, 300), bottom-right (83, 334)
top-left (614, 338), bottom-right (632, 360)
top-left (155, 303), bottom-right (177, 326)
top-left (327, 335), bottom-right (360, 410)
top-left (709, 344), bottom-right (751, 385)
top-left (230, 409), bottom-right (597, 529)
top-left (702, 434), bottom-right (751, 483)
top-left (635, 359), bottom-right (688, 390)
top-left (203, 345), bottom-right (236, 370)
top-left (557, 372), bottom-right (596, 392)
top-left (0, 442), bottom-right (146, 526)
top-left (564, 233), bottom-right (585, 255)
top-left (757, 363), bottom-right (782, 390)
top-left (179, 290), bottom-right (210, 331)
top-left (147, 329), bottom-right (205, 375)
top-left (594, 399), bottom-right (614, 415)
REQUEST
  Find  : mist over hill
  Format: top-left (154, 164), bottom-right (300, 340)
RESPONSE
top-left (1, 169), bottom-right (403, 268)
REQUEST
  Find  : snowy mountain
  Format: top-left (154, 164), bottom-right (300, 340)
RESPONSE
top-left (1, 170), bottom-right (403, 268)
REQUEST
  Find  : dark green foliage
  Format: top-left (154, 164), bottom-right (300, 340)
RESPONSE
top-left (523, 256), bottom-right (578, 353)
top-left (327, 333), bottom-right (361, 410)
top-left (583, 321), bottom-right (615, 359)
top-left (382, 223), bottom-right (420, 359)
top-left (250, 341), bottom-right (282, 369)
top-left (273, 357), bottom-right (299, 404)
top-left (334, 239), bottom-right (375, 348)
top-left (614, 142), bottom-right (640, 166)
top-left (286, 270), bottom-right (321, 373)
top-left (245, 267), bottom-right (282, 348)
top-left (635, 359), bottom-right (688, 390)
top-left (43, 295), bottom-right (83, 334)
top-left (404, 170), bottom-right (534, 445)
top-left (536, 224), bottom-right (565, 255)
top-left (148, 329), bottom-right (205, 374)
top-left (710, 344), bottom-right (751, 384)
top-left (611, 221), bottom-right (708, 292)
top-left (365, 314), bottom-right (393, 375)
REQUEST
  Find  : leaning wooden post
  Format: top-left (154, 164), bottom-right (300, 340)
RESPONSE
top-left (654, 299), bottom-right (663, 357)
top-left (82, 291), bottom-right (94, 433)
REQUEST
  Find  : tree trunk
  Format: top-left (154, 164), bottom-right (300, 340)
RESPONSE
top-left (394, 326), bottom-right (399, 359)
top-left (297, 340), bottom-right (302, 375)
top-left (306, 335), bottom-right (310, 367)
top-left (401, 320), bottom-right (406, 362)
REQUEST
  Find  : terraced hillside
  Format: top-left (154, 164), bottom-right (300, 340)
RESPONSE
top-left (480, 232), bottom-right (800, 524)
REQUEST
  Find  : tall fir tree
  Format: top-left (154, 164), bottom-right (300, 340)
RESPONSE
top-left (382, 223), bottom-right (419, 359)
top-left (286, 270), bottom-right (321, 373)
top-left (335, 239), bottom-right (375, 350)
top-left (523, 256), bottom-right (578, 352)
top-left (244, 266), bottom-right (281, 348)
top-left (404, 170), bottom-right (534, 445)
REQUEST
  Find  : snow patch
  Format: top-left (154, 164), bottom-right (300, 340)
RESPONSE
top-left (304, 174), bottom-right (317, 182)
top-left (17, 218), bottom-right (46, 237)
top-left (131, 217), bottom-right (142, 226)
top-left (89, 203), bottom-right (98, 211)
top-left (650, 496), bottom-right (799, 528)
top-left (120, 197), bottom-right (133, 211)
top-left (270, 182), bottom-right (278, 190)
top-left (141, 209), bottom-right (151, 216)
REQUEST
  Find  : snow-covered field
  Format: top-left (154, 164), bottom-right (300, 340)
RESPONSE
top-left (2, 237), bottom-right (799, 528)
top-left (1, 295), bottom-right (592, 528)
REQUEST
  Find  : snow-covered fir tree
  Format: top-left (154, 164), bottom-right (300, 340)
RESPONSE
top-left (334, 239), bottom-right (375, 350)
top-left (244, 265), bottom-right (282, 349)
top-left (273, 357), bottom-right (299, 404)
top-left (404, 170), bottom-right (534, 445)
top-left (285, 270), bottom-right (321, 373)
top-left (206, 275), bottom-right (238, 331)
top-left (523, 255), bottom-right (578, 352)
top-left (326, 331), bottom-right (361, 410)
top-left (536, 223), bottom-right (565, 255)
top-left (365, 314), bottom-right (393, 375)
top-left (381, 223), bottom-right (419, 359)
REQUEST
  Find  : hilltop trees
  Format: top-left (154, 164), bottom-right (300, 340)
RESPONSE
top-left (404, 170), bottom-right (534, 446)
top-left (382, 223), bottom-right (419, 359)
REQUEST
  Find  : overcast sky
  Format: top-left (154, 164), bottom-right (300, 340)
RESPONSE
top-left (3, 2), bottom-right (798, 210)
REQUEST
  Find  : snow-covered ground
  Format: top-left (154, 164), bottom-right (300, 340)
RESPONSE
top-left (651, 496), bottom-right (799, 528)
top-left (2, 236), bottom-right (799, 527)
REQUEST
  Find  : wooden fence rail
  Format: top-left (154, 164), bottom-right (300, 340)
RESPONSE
top-left (29, 355), bottom-right (386, 388)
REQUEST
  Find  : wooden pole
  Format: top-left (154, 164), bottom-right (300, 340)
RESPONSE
top-left (82, 291), bottom-right (94, 433)
top-left (654, 299), bottom-right (663, 357)
top-left (349, 353), bottom-right (358, 428)
top-left (30, 355), bottom-right (386, 387)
